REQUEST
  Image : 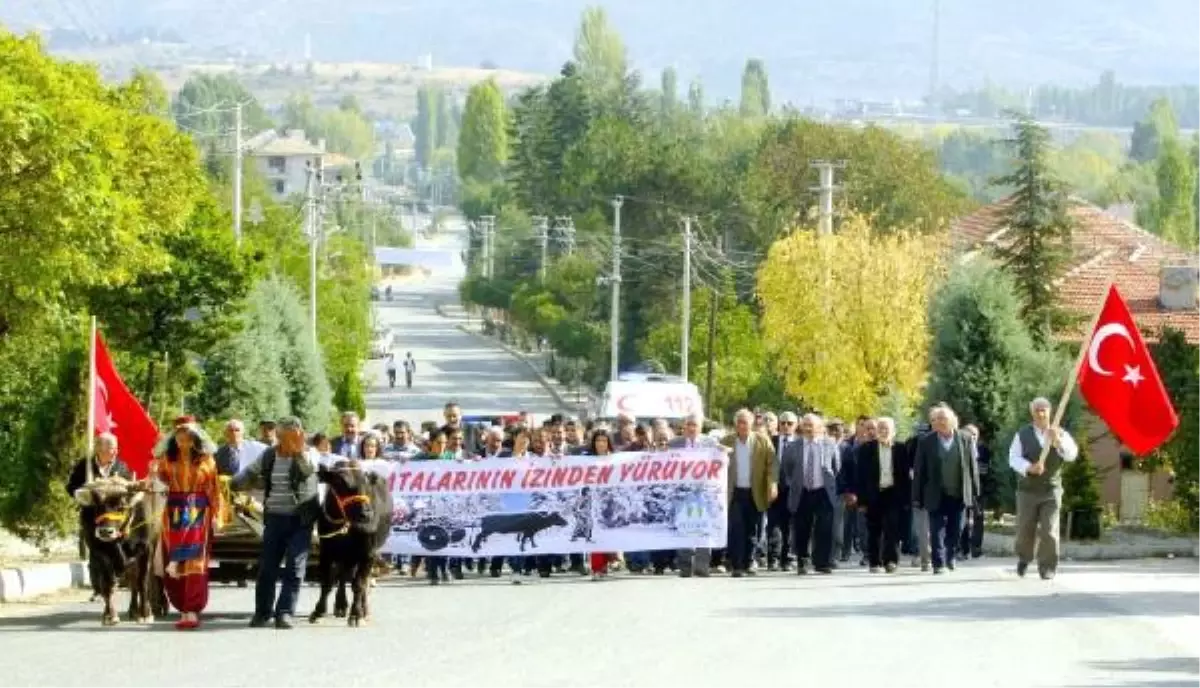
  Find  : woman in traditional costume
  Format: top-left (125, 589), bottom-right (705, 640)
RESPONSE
top-left (155, 422), bottom-right (222, 630)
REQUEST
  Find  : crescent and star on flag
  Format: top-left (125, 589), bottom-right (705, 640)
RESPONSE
top-left (1086, 322), bottom-right (1145, 387)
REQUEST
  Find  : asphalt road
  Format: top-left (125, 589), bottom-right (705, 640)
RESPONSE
top-left (1, 558), bottom-right (1196, 687)
top-left (363, 218), bottom-right (566, 427)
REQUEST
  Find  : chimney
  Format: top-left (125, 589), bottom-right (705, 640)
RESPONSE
top-left (317, 138), bottom-right (326, 152)
top-left (1159, 265), bottom-right (1200, 311)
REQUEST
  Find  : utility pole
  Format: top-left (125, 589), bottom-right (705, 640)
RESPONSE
top-left (232, 102), bottom-right (243, 245)
top-left (809, 160), bottom-right (845, 236)
top-left (534, 216), bottom-right (549, 282)
top-left (703, 233), bottom-right (722, 418)
top-left (681, 216), bottom-right (692, 382)
top-left (609, 196), bottom-right (624, 382)
top-left (305, 162), bottom-right (318, 348)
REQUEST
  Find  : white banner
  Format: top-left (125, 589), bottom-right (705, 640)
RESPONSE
top-left (380, 449), bottom-right (728, 556)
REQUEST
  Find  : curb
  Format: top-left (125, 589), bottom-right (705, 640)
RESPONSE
top-left (435, 302), bottom-right (583, 413)
top-left (981, 532), bottom-right (1199, 561)
top-left (0, 561), bottom-right (89, 603)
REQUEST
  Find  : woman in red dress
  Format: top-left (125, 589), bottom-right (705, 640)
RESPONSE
top-left (585, 430), bottom-right (617, 580)
top-left (155, 423), bottom-right (222, 630)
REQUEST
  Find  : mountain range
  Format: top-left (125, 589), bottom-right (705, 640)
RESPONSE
top-left (3, 0), bottom-right (1197, 103)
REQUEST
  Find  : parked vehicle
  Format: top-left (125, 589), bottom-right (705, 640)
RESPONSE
top-left (369, 327), bottom-right (393, 358)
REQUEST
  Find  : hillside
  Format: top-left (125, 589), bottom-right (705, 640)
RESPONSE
top-left (156, 62), bottom-right (547, 117)
top-left (3, 0), bottom-right (1197, 104)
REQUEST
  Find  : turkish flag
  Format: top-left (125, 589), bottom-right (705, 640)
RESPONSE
top-left (1076, 285), bottom-right (1179, 456)
top-left (93, 330), bottom-right (160, 477)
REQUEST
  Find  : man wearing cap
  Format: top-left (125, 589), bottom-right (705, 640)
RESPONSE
top-left (232, 416), bottom-right (320, 629)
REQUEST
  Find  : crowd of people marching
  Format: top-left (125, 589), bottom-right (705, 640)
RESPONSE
top-left (70, 395), bottom-right (1076, 630)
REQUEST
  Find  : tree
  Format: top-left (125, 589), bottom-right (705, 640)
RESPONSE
top-left (339, 93), bottom-right (362, 114)
top-left (922, 257), bottom-right (1070, 511)
top-left (457, 78), bottom-right (509, 183)
top-left (991, 115), bottom-right (1075, 345)
top-left (757, 214), bottom-right (939, 419)
top-left (435, 88), bottom-right (457, 149)
top-left (281, 93), bottom-right (375, 159)
top-left (1129, 98), bottom-right (1179, 163)
top-left (571, 6), bottom-right (627, 98)
top-left (739, 59), bottom-right (770, 117)
top-left (0, 332), bottom-right (86, 545)
top-left (687, 79), bottom-right (705, 115)
top-left (1149, 327), bottom-right (1199, 526)
top-left (639, 283), bottom-right (766, 417)
top-left (87, 198), bottom-right (260, 403)
top-left (660, 67), bottom-right (678, 117)
top-left (172, 72), bottom-right (272, 139)
top-left (414, 85), bottom-right (439, 168)
top-left (1147, 136), bottom-right (1199, 250)
top-left (742, 118), bottom-right (970, 249)
top-left (199, 277), bottom-right (333, 430)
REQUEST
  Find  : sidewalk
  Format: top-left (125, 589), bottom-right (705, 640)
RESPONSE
top-left (437, 303), bottom-right (590, 415)
top-left (0, 530), bottom-right (88, 603)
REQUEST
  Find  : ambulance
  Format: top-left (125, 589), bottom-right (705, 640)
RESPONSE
top-left (590, 372), bottom-right (704, 423)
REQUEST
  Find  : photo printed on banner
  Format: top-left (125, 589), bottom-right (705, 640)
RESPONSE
top-left (382, 450), bottom-right (728, 556)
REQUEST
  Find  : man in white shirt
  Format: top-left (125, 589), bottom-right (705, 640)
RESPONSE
top-left (215, 419), bottom-right (268, 476)
top-left (1009, 397), bottom-right (1079, 580)
top-left (719, 409), bottom-right (778, 578)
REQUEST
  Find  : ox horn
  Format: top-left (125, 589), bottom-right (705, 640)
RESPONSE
top-left (73, 488), bottom-right (94, 507)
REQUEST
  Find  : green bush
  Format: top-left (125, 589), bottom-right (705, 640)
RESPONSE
top-left (196, 277), bottom-right (333, 431)
top-left (0, 331), bottom-right (87, 547)
top-left (1143, 498), bottom-right (1197, 534)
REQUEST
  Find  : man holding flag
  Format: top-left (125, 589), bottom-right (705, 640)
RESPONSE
top-left (1013, 284), bottom-right (1179, 581)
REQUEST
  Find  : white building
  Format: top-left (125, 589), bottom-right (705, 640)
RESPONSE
top-left (245, 129), bottom-right (326, 200)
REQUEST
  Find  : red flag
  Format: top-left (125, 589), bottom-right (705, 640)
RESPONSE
top-left (1076, 285), bottom-right (1179, 456)
top-left (92, 330), bottom-right (160, 477)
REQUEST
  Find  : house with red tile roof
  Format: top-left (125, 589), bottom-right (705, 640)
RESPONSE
top-left (950, 197), bottom-right (1198, 521)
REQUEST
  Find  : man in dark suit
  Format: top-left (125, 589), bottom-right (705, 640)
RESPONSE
top-left (847, 417), bottom-right (911, 573)
top-left (912, 404), bottom-right (981, 574)
top-left (766, 411), bottom-right (798, 571)
top-left (959, 423), bottom-right (994, 559)
top-left (782, 414), bottom-right (843, 574)
top-left (330, 411), bottom-right (362, 458)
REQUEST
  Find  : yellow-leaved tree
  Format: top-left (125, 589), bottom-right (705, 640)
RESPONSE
top-left (756, 213), bottom-right (943, 419)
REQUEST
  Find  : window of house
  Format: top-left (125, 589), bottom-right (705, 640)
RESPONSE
top-left (268, 156), bottom-right (286, 173)
top-left (274, 180), bottom-right (286, 195)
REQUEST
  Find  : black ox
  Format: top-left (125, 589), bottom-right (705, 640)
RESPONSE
top-left (470, 511), bottom-right (568, 553)
top-left (309, 462), bottom-right (392, 627)
top-left (73, 479), bottom-right (163, 626)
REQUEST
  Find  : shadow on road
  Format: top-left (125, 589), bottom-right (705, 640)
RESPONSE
top-left (0, 609), bottom-right (254, 632)
top-left (1071, 656), bottom-right (1200, 688)
top-left (719, 590), bottom-right (1199, 621)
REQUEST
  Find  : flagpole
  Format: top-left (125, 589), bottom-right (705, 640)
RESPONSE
top-left (86, 316), bottom-right (97, 484)
top-left (1036, 280), bottom-right (1115, 468)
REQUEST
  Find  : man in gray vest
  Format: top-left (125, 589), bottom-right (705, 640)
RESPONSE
top-left (912, 404), bottom-right (980, 575)
top-left (1008, 397), bottom-right (1079, 580)
top-left (232, 416), bottom-right (320, 629)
